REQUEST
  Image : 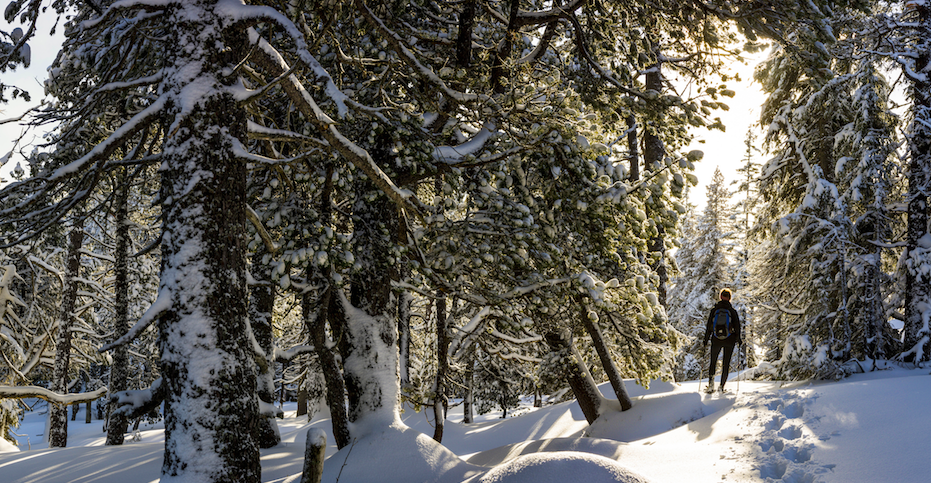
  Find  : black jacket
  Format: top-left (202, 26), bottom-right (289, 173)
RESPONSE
top-left (703, 300), bottom-right (741, 346)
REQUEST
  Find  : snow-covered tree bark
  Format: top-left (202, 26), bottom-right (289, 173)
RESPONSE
top-left (463, 353), bottom-right (474, 424)
top-left (106, 173), bottom-right (131, 446)
top-left (577, 296), bottom-right (632, 410)
top-left (544, 329), bottom-right (604, 424)
top-left (153, 3), bottom-right (260, 479)
top-left (345, 185), bottom-right (401, 431)
top-left (397, 289), bottom-right (413, 389)
top-left (249, 253), bottom-right (280, 449)
top-left (303, 273), bottom-right (351, 449)
top-left (902, 0), bottom-right (931, 363)
top-left (48, 222), bottom-right (84, 448)
top-left (643, 60), bottom-right (669, 308)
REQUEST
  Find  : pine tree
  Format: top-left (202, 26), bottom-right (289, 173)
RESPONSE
top-left (668, 168), bottom-right (735, 380)
top-left (750, 2), bottom-right (902, 377)
top-left (899, 1), bottom-right (931, 363)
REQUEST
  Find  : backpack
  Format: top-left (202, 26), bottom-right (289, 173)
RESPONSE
top-left (712, 308), bottom-right (733, 340)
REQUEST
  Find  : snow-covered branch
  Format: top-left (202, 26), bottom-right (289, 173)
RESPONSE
top-left (356, 1), bottom-right (490, 106)
top-left (274, 344), bottom-right (315, 363)
top-left (110, 377), bottom-right (165, 419)
top-left (48, 95), bottom-right (167, 183)
top-left (0, 385), bottom-right (107, 404)
top-left (220, 2), bottom-right (350, 116)
top-left (246, 120), bottom-right (322, 144)
top-left (245, 204), bottom-right (280, 255)
top-left (488, 329), bottom-right (543, 345)
top-left (247, 30), bottom-right (427, 220)
top-left (564, 13), bottom-right (647, 100)
top-left (98, 288), bottom-right (170, 352)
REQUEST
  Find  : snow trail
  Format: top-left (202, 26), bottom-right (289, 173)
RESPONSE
top-left (741, 389), bottom-right (834, 482)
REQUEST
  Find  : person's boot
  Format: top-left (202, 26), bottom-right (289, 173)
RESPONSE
top-left (704, 382), bottom-right (715, 394)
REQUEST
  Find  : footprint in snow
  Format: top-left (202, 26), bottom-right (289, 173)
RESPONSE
top-left (746, 390), bottom-right (826, 482)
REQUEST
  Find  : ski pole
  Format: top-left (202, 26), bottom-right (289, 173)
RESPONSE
top-left (737, 343), bottom-right (746, 395)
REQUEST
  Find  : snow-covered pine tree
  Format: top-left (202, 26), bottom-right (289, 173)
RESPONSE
top-left (0, 258), bottom-right (26, 444)
top-left (833, 58), bottom-right (902, 362)
top-left (730, 129), bottom-right (762, 368)
top-left (898, 0), bottom-right (931, 363)
top-left (1, 1), bottom-right (385, 478)
top-left (668, 168), bottom-right (736, 380)
top-left (750, 3), bottom-right (902, 377)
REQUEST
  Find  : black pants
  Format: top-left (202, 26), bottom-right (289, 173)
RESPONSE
top-left (709, 338), bottom-right (737, 388)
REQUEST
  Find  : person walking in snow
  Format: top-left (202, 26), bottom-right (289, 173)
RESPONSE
top-left (702, 288), bottom-right (742, 393)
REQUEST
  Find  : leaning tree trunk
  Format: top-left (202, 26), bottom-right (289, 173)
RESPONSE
top-left (903, 1), bottom-right (931, 364)
top-left (543, 329), bottom-right (604, 424)
top-left (155, 3), bottom-right (260, 479)
top-left (303, 273), bottom-right (352, 449)
top-left (106, 172), bottom-right (131, 446)
top-left (250, 252), bottom-right (281, 448)
top-left (302, 163), bottom-right (352, 449)
top-left (576, 296), bottom-right (632, 410)
top-left (48, 221), bottom-right (84, 448)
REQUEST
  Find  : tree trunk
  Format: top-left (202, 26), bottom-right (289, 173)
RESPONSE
top-left (49, 223), bottom-right (84, 448)
top-left (644, 59), bottom-right (668, 308)
top-left (297, 379), bottom-right (308, 417)
top-left (345, 184), bottom-right (401, 431)
top-left (456, 0), bottom-right (476, 68)
top-left (490, 0), bottom-right (520, 94)
top-left (903, 2), bottom-right (931, 363)
top-left (398, 290), bottom-right (413, 389)
top-left (303, 276), bottom-right (352, 449)
top-left (156, 4), bottom-right (260, 479)
top-left (865, 244), bottom-right (884, 359)
top-left (300, 428), bottom-right (327, 483)
top-left (250, 252), bottom-right (281, 448)
top-left (397, 208), bottom-right (413, 391)
top-left (577, 297), bottom-right (632, 410)
top-left (499, 380), bottom-right (509, 419)
top-left (303, 162), bottom-right (352, 449)
top-left (627, 114), bottom-right (639, 182)
top-left (106, 173), bottom-right (131, 445)
top-left (463, 353), bottom-right (474, 424)
top-left (543, 329), bottom-right (604, 424)
top-left (432, 293), bottom-right (448, 442)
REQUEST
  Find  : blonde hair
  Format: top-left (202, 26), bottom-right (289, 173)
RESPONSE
top-left (720, 288), bottom-right (732, 301)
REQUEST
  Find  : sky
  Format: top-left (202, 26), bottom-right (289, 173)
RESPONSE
top-left (685, 50), bottom-right (770, 211)
top-left (0, 12), bottom-right (65, 185)
top-left (0, 361), bottom-right (926, 482)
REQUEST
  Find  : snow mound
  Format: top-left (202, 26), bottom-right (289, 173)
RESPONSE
top-left (0, 437), bottom-right (18, 453)
top-left (318, 423), bottom-right (484, 483)
top-left (586, 392), bottom-right (707, 442)
top-left (465, 437), bottom-right (626, 467)
top-left (474, 451), bottom-right (650, 483)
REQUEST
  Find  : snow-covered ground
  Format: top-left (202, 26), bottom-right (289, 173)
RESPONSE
top-left (0, 362), bottom-right (926, 482)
